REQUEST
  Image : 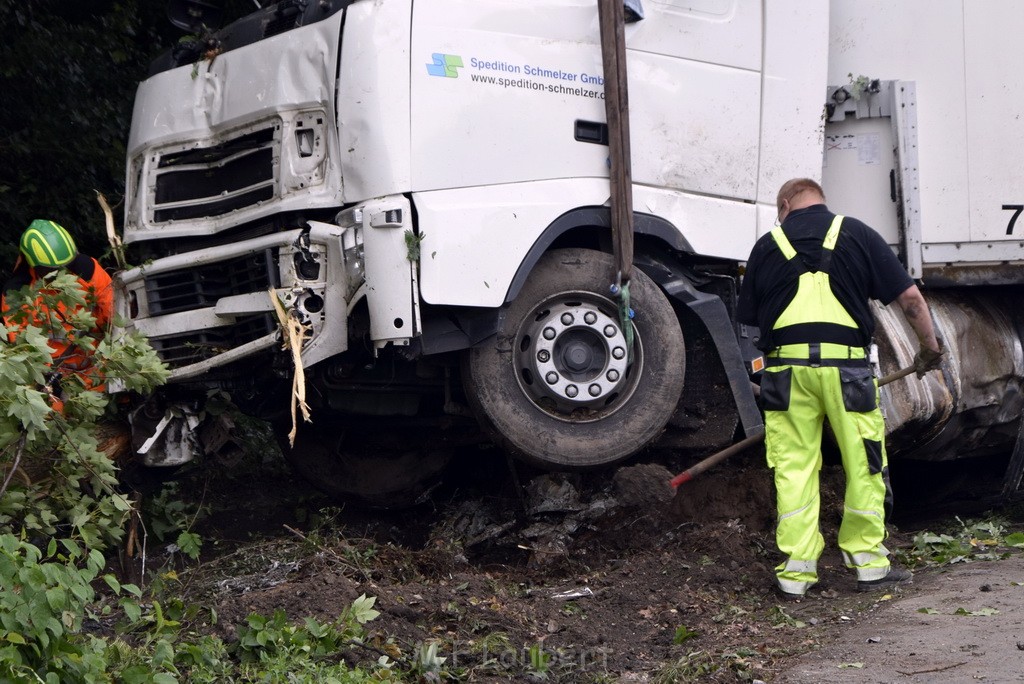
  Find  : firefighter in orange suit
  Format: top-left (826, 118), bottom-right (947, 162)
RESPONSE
top-left (2, 220), bottom-right (114, 409)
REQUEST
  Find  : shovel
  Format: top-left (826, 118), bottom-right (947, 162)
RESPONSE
top-left (668, 363), bottom-right (919, 488)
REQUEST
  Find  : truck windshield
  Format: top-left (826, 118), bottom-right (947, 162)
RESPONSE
top-left (150, 0), bottom-right (351, 75)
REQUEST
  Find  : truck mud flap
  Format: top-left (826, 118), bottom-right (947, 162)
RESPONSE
top-left (641, 267), bottom-right (764, 441)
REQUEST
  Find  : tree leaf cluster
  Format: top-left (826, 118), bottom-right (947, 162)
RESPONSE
top-left (1, 272), bottom-right (168, 548)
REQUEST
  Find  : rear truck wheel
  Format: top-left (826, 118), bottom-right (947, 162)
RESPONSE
top-left (465, 248), bottom-right (686, 469)
top-left (280, 422), bottom-right (455, 509)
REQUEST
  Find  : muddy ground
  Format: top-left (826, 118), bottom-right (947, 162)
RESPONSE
top-left (148, 443), bottom-right (1024, 683)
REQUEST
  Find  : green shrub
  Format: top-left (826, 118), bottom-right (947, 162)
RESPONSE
top-left (0, 275), bottom-right (415, 681)
top-left (0, 534), bottom-right (122, 682)
top-left (1, 272), bottom-right (168, 549)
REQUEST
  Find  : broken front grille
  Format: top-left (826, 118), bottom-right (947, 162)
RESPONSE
top-left (150, 314), bottom-right (276, 367)
top-left (151, 126), bottom-right (278, 223)
top-left (144, 250), bottom-right (278, 368)
top-left (145, 251), bottom-right (275, 316)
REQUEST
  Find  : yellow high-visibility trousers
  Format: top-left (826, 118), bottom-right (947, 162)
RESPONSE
top-left (761, 363), bottom-right (892, 595)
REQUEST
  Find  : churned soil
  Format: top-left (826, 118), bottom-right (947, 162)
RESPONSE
top-left (153, 446), bottom-right (1024, 683)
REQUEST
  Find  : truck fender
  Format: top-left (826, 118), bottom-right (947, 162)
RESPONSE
top-left (420, 207), bottom-right (694, 356)
top-left (503, 206), bottom-right (693, 304)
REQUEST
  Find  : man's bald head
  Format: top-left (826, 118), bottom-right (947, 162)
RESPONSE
top-left (776, 178), bottom-right (826, 223)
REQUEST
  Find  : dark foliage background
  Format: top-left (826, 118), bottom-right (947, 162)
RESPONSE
top-left (0, 0), bottom-right (254, 283)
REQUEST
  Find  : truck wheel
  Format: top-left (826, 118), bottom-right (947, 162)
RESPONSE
top-left (281, 424), bottom-right (453, 509)
top-left (465, 248), bottom-right (685, 469)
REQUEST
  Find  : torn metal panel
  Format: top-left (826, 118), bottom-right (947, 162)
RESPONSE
top-left (877, 289), bottom-right (1024, 461)
top-left (132, 403), bottom-right (202, 467)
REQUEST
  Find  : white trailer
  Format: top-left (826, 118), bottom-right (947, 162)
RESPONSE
top-left (117, 0), bottom-right (1024, 504)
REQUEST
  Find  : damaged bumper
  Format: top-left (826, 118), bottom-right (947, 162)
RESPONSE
top-left (116, 221), bottom-right (357, 381)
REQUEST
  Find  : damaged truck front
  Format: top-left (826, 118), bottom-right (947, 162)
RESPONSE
top-left (119, 2), bottom-right (441, 499)
top-left (118, 0), bottom-right (1024, 506)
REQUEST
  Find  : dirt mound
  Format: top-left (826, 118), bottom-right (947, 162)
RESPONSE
top-left (174, 457), bottom-right (811, 680)
top-left (160, 449), bottom-right (1015, 682)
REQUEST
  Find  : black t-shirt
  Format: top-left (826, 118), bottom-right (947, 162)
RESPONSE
top-left (736, 204), bottom-right (913, 351)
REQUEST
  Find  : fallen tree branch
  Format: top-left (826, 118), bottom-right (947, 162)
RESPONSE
top-left (95, 191), bottom-right (127, 271)
top-left (896, 661), bottom-right (968, 676)
top-left (0, 434), bottom-right (28, 498)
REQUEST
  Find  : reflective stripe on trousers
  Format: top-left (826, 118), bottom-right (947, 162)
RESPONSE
top-left (776, 559), bottom-right (818, 595)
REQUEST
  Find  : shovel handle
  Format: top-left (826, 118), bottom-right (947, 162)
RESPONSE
top-left (669, 362), bottom-right (919, 488)
top-left (669, 433), bottom-right (764, 488)
top-left (878, 364), bottom-right (917, 387)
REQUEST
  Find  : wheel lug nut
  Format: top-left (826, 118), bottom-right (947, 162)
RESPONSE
top-left (546, 371), bottom-right (559, 385)
top-left (612, 347), bottom-right (625, 359)
top-left (566, 385), bottom-right (578, 398)
top-left (584, 312), bottom-right (597, 324)
top-left (589, 384), bottom-right (602, 397)
top-left (561, 313), bottom-right (574, 325)
top-left (604, 325), bottom-right (616, 337)
top-left (537, 349), bottom-right (551, 363)
top-left (543, 327), bottom-right (556, 340)
top-left (607, 369), bottom-right (619, 382)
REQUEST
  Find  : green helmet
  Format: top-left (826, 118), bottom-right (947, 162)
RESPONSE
top-left (19, 219), bottom-right (77, 268)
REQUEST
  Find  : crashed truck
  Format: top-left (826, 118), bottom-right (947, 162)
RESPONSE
top-left (116, 0), bottom-right (1024, 506)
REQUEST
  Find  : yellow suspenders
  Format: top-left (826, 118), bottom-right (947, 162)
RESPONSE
top-left (769, 215), bottom-right (858, 334)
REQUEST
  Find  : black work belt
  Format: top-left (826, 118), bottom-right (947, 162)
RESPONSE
top-left (765, 342), bottom-right (869, 369)
top-left (765, 357), bottom-right (871, 369)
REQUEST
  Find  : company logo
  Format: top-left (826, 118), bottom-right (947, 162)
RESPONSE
top-left (426, 53), bottom-right (464, 78)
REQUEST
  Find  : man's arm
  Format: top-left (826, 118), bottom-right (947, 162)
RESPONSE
top-left (896, 284), bottom-right (945, 377)
top-left (736, 240), bottom-right (766, 326)
top-left (895, 284), bottom-right (939, 352)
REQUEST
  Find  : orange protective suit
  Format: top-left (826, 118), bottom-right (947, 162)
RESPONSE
top-left (2, 254), bottom-right (114, 409)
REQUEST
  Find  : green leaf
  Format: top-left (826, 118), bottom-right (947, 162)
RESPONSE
top-left (121, 666), bottom-right (157, 684)
top-left (4, 631), bottom-right (26, 645)
top-left (152, 639), bottom-right (175, 668)
top-left (7, 385), bottom-right (52, 431)
top-left (673, 625), bottom-right (699, 645)
top-left (1004, 532), bottom-right (1024, 548)
top-left (176, 531), bottom-right (202, 560)
top-left (102, 574), bottom-right (121, 594)
top-left (954, 607), bottom-right (999, 616)
top-left (59, 539), bottom-right (82, 560)
top-left (121, 599), bottom-right (142, 623)
top-left (917, 607), bottom-right (939, 614)
top-left (45, 588), bottom-right (67, 612)
top-left (349, 594), bottom-right (380, 625)
top-left (69, 582), bottom-right (93, 604)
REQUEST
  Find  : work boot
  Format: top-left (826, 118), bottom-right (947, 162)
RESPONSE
top-left (774, 580), bottom-right (815, 602)
top-left (856, 565), bottom-right (913, 592)
top-left (774, 586), bottom-right (804, 602)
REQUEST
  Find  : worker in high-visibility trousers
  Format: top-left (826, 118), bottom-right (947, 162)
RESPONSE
top-left (2, 219), bottom-right (114, 412)
top-left (737, 178), bottom-right (943, 599)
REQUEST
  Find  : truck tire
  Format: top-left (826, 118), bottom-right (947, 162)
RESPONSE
top-left (465, 248), bottom-right (685, 469)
